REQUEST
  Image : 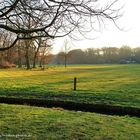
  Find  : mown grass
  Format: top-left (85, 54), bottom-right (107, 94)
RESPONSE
top-left (0, 104), bottom-right (140, 140)
top-left (0, 64), bottom-right (140, 108)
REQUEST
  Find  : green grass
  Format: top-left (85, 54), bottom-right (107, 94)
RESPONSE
top-left (0, 65), bottom-right (140, 139)
top-left (0, 64), bottom-right (140, 108)
top-left (0, 104), bottom-right (140, 140)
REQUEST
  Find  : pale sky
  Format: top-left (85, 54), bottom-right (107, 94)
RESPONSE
top-left (52, 0), bottom-right (140, 54)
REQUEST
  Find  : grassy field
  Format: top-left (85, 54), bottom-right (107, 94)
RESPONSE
top-left (0, 64), bottom-right (140, 108)
top-left (0, 64), bottom-right (140, 139)
top-left (0, 104), bottom-right (140, 140)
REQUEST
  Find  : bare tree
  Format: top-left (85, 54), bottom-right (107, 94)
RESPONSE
top-left (32, 37), bottom-right (51, 68)
top-left (0, 0), bottom-right (121, 51)
top-left (24, 40), bottom-right (32, 69)
top-left (32, 39), bottom-right (41, 68)
top-left (39, 40), bottom-right (52, 69)
top-left (17, 40), bottom-right (23, 68)
top-left (62, 39), bottom-right (71, 68)
top-left (0, 30), bottom-right (13, 65)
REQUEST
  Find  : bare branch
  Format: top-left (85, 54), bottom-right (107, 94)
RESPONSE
top-left (0, 0), bottom-right (20, 17)
top-left (0, 0), bottom-right (122, 51)
top-left (0, 36), bottom-right (18, 51)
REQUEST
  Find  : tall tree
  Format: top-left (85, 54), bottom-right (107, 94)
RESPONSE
top-left (0, 0), bottom-right (122, 51)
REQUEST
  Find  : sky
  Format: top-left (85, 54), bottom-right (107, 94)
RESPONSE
top-left (52, 0), bottom-right (140, 54)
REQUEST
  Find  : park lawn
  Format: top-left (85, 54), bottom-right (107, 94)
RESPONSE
top-left (0, 64), bottom-right (140, 108)
top-left (0, 103), bottom-right (140, 140)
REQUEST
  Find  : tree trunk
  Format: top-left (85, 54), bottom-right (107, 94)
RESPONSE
top-left (39, 58), bottom-right (42, 67)
top-left (18, 45), bottom-right (22, 68)
top-left (33, 47), bottom-right (40, 68)
top-left (25, 44), bottom-right (30, 69)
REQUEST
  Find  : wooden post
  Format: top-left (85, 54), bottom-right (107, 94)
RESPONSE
top-left (74, 77), bottom-right (77, 91)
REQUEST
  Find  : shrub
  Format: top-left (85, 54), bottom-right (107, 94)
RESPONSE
top-left (0, 61), bottom-right (16, 69)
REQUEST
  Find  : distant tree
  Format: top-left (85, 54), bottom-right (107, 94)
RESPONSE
top-left (38, 40), bottom-right (52, 68)
top-left (133, 47), bottom-right (140, 63)
top-left (68, 49), bottom-right (86, 64)
top-left (59, 46), bottom-right (136, 64)
top-left (56, 52), bottom-right (66, 65)
top-left (60, 39), bottom-right (71, 68)
top-left (94, 49), bottom-right (103, 64)
top-left (85, 48), bottom-right (97, 64)
top-left (118, 46), bottom-right (132, 63)
top-left (101, 47), bottom-right (119, 63)
top-left (64, 39), bottom-right (71, 68)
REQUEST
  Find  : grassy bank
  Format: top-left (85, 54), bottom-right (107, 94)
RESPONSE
top-left (0, 64), bottom-right (140, 108)
top-left (0, 104), bottom-right (140, 140)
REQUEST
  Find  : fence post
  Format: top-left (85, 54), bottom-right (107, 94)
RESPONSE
top-left (74, 77), bottom-right (77, 91)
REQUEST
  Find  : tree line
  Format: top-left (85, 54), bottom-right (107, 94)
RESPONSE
top-left (55, 46), bottom-right (140, 64)
top-left (1, 44), bottom-right (140, 68)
